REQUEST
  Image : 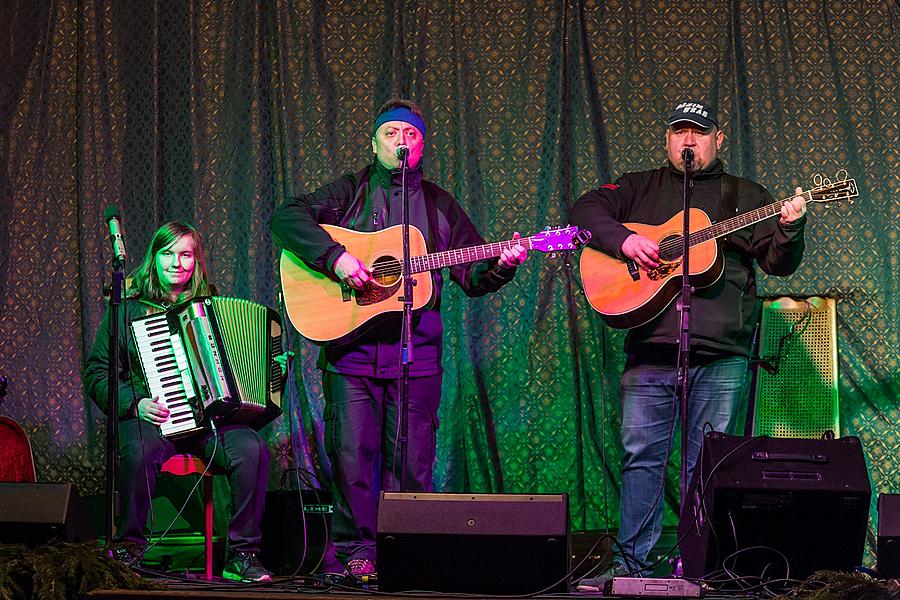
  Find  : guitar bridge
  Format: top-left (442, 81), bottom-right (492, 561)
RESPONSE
top-left (341, 284), bottom-right (352, 303)
top-left (626, 259), bottom-right (640, 282)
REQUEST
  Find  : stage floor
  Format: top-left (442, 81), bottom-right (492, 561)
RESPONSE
top-left (85, 528), bottom-right (892, 600)
top-left (88, 576), bottom-right (755, 600)
top-left (82, 528), bottom-right (808, 600)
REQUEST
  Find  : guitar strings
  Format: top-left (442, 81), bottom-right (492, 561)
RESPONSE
top-left (364, 239), bottom-right (533, 278)
top-left (653, 189), bottom-right (821, 259)
top-left (619, 179), bottom-right (852, 265)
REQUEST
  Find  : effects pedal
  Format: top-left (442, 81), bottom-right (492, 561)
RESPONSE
top-left (607, 576), bottom-right (703, 597)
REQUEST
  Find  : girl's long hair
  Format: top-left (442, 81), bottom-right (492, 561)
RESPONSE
top-left (128, 221), bottom-right (211, 303)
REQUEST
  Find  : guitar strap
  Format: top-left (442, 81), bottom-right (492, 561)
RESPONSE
top-left (422, 183), bottom-right (443, 249)
top-left (720, 173), bottom-right (739, 222)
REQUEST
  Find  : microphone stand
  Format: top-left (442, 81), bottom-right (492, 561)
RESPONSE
top-left (676, 149), bottom-right (694, 503)
top-left (105, 255), bottom-right (125, 547)
top-left (397, 148), bottom-right (413, 492)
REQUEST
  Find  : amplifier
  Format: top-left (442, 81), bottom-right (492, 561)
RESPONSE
top-left (679, 432), bottom-right (870, 580)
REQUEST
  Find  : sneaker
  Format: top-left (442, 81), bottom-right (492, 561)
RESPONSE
top-left (344, 558), bottom-right (376, 578)
top-left (576, 561), bottom-right (631, 593)
top-left (318, 540), bottom-right (344, 574)
top-left (222, 551), bottom-right (273, 583)
top-left (108, 545), bottom-right (142, 568)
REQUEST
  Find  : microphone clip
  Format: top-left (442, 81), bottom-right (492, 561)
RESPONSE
top-left (103, 206), bottom-right (128, 267)
top-left (681, 148), bottom-right (695, 171)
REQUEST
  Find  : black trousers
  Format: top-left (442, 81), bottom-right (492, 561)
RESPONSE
top-left (116, 419), bottom-right (269, 554)
top-left (323, 372), bottom-right (441, 563)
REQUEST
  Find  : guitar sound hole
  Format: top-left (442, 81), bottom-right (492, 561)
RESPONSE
top-left (371, 256), bottom-right (401, 286)
top-left (658, 235), bottom-right (684, 262)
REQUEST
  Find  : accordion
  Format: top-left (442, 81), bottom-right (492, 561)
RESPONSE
top-left (130, 296), bottom-right (284, 438)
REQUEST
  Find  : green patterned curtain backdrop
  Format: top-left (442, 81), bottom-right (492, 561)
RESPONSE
top-left (0, 0), bottom-right (897, 542)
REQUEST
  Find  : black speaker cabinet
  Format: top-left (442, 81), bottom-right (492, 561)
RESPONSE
top-left (679, 432), bottom-right (870, 581)
top-left (377, 492), bottom-right (570, 594)
top-left (259, 489), bottom-right (332, 575)
top-left (0, 483), bottom-right (95, 546)
top-left (877, 493), bottom-right (900, 578)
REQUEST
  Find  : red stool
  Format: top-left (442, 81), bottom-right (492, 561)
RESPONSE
top-left (160, 454), bottom-right (220, 579)
top-left (0, 416), bottom-right (37, 483)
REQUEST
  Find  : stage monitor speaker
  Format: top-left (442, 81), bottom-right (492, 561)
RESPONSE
top-left (0, 483), bottom-right (95, 546)
top-left (679, 432), bottom-right (870, 581)
top-left (877, 493), bottom-right (900, 578)
top-left (377, 491), bottom-right (569, 594)
top-left (753, 296), bottom-right (839, 438)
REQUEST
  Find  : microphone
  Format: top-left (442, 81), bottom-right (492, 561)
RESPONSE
top-left (682, 148), bottom-right (694, 170)
top-left (104, 206), bottom-right (127, 265)
top-left (396, 145), bottom-right (410, 160)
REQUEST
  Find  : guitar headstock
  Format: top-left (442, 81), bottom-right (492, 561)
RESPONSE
top-left (529, 226), bottom-right (591, 253)
top-left (807, 170), bottom-right (858, 205)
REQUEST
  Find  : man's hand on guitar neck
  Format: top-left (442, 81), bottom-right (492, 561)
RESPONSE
top-left (498, 232), bottom-right (528, 269)
top-left (334, 251), bottom-right (372, 290)
top-left (780, 187), bottom-right (807, 225)
top-left (621, 233), bottom-right (660, 270)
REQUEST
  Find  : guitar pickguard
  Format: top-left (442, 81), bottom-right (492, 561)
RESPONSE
top-left (647, 260), bottom-right (682, 281)
top-left (355, 281), bottom-right (401, 306)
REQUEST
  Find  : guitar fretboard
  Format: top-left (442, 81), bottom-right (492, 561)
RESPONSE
top-left (689, 191), bottom-right (812, 247)
top-left (412, 238), bottom-right (536, 273)
top-left (654, 177), bottom-right (855, 259)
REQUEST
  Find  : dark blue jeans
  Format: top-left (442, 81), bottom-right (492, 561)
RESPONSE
top-left (117, 419), bottom-right (269, 554)
top-left (616, 356), bottom-right (749, 571)
top-left (323, 372), bottom-right (441, 563)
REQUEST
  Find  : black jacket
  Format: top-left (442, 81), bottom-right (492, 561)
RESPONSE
top-left (571, 159), bottom-right (806, 361)
top-left (83, 298), bottom-right (160, 419)
top-left (271, 160), bottom-right (516, 377)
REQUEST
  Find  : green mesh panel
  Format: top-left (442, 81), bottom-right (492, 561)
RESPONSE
top-left (753, 297), bottom-right (839, 439)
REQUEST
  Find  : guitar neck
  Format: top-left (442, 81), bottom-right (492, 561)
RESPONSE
top-left (412, 237), bottom-right (536, 273)
top-left (691, 191), bottom-right (810, 246)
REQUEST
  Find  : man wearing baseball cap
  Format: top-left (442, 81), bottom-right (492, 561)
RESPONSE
top-left (571, 100), bottom-right (807, 590)
top-left (271, 99), bottom-right (527, 578)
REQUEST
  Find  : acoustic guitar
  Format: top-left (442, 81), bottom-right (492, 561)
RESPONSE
top-left (281, 224), bottom-right (589, 341)
top-left (579, 173), bottom-right (858, 329)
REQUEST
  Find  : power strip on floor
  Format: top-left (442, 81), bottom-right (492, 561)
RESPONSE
top-left (608, 576), bottom-right (703, 597)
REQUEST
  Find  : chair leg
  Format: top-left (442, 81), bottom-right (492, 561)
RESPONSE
top-left (203, 474), bottom-right (213, 580)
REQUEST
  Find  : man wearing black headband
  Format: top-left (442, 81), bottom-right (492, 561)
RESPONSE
top-left (271, 98), bottom-right (527, 578)
top-left (571, 100), bottom-right (807, 590)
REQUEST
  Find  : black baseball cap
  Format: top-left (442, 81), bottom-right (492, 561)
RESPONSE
top-left (667, 100), bottom-right (718, 130)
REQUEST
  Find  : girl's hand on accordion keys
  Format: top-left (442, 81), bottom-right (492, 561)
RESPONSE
top-left (136, 396), bottom-right (170, 425)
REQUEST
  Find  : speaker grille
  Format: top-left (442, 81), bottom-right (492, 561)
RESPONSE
top-left (753, 296), bottom-right (838, 438)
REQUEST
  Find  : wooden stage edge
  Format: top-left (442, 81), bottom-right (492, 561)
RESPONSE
top-left (88, 584), bottom-right (751, 600)
top-left (87, 571), bottom-right (900, 600)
